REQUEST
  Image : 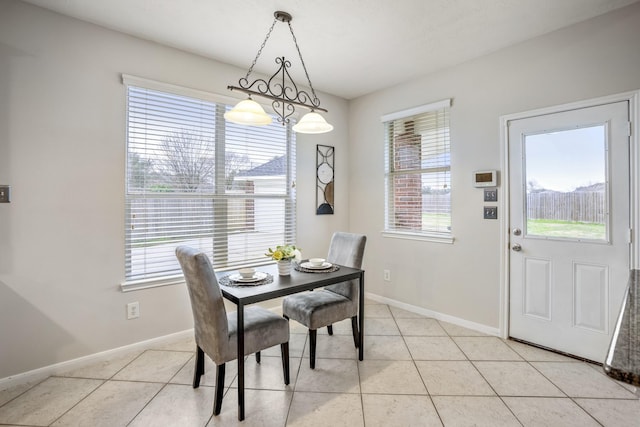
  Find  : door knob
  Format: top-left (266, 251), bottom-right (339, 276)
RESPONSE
top-left (513, 228), bottom-right (522, 236)
top-left (512, 243), bottom-right (522, 252)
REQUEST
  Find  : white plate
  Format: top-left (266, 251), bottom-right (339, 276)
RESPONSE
top-left (229, 271), bottom-right (268, 283)
top-left (300, 261), bottom-right (333, 270)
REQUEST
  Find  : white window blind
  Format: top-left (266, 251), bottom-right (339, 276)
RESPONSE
top-left (124, 79), bottom-right (296, 288)
top-left (382, 100), bottom-right (451, 239)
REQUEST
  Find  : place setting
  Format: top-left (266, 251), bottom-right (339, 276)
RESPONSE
top-left (295, 258), bottom-right (341, 273)
top-left (219, 267), bottom-right (274, 287)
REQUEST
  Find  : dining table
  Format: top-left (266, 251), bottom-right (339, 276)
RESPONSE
top-left (216, 261), bottom-right (365, 421)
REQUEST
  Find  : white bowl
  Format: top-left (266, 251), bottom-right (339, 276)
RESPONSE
top-left (238, 268), bottom-right (256, 279)
top-left (309, 258), bottom-right (325, 267)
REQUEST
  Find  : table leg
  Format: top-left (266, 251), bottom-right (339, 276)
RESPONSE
top-left (359, 271), bottom-right (365, 361)
top-left (237, 304), bottom-right (245, 421)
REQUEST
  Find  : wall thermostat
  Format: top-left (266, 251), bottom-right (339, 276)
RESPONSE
top-left (473, 170), bottom-right (497, 187)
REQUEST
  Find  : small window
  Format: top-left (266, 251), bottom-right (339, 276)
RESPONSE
top-left (122, 76), bottom-right (296, 290)
top-left (524, 125), bottom-right (608, 241)
top-left (382, 100), bottom-right (452, 241)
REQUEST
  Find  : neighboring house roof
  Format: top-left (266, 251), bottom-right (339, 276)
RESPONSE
top-left (236, 156), bottom-right (285, 177)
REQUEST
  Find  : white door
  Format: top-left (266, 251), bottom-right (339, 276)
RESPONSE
top-left (508, 101), bottom-right (630, 362)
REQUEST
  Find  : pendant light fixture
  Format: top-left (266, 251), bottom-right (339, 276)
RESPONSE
top-left (225, 11), bottom-right (333, 134)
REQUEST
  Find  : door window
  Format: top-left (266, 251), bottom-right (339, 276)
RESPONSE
top-left (524, 125), bottom-right (608, 241)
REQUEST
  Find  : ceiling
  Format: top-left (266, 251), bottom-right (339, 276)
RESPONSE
top-left (21, 0), bottom-right (640, 100)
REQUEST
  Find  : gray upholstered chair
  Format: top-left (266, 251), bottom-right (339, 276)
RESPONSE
top-left (175, 246), bottom-right (290, 415)
top-left (282, 232), bottom-right (366, 369)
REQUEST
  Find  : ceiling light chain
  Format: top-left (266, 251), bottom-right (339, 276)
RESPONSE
top-left (224, 11), bottom-right (333, 134)
top-left (242, 16), bottom-right (278, 81)
top-left (286, 20), bottom-right (319, 105)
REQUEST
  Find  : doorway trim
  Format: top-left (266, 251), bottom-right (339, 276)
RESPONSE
top-left (498, 90), bottom-right (640, 339)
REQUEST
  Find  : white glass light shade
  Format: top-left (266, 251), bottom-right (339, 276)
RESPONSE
top-left (292, 112), bottom-right (333, 134)
top-left (224, 99), bottom-right (272, 126)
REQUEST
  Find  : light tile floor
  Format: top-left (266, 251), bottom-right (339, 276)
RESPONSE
top-left (1, 299), bottom-right (639, 426)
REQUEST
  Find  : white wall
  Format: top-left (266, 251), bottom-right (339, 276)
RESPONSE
top-left (0, 0), bottom-right (349, 379)
top-left (3, 0), bottom-right (640, 382)
top-left (349, 3), bottom-right (640, 328)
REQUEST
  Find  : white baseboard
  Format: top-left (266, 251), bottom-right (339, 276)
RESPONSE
top-left (365, 292), bottom-right (500, 337)
top-left (0, 329), bottom-right (194, 391)
top-left (1, 297), bottom-right (496, 391)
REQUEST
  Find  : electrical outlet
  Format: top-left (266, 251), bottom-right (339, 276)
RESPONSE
top-left (384, 269), bottom-right (391, 282)
top-left (127, 302), bottom-right (140, 319)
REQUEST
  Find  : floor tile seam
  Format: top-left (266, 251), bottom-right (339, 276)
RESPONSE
top-left (492, 392), bottom-right (578, 398)
top-left (358, 338), bottom-right (450, 426)
top-left (571, 396), bottom-right (640, 401)
top-left (587, 368), bottom-right (640, 397)
top-left (398, 333), bottom-right (450, 337)
top-left (562, 370), bottom-right (638, 399)
top-left (103, 349), bottom-right (149, 383)
top-left (359, 391), bottom-right (434, 397)
top-left (44, 378), bottom-right (106, 427)
top-left (503, 339), bottom-right (535, 361)
top-left (241, 386), bottom-right (297, 392)
top-left (163, 352), bottom-right (195, 388)
top-left (125, 382), bottom-right (171, 427)
top-left (411, 358), bottom-right (469, 361)
top-left (108, 377), bottom-right (183, 385)
top-left (356, 358), bottom-right (366, 427)
top-left (494, 394), bottom-right (529, 426)
top-left (435, 332), bottom-right (473, 362)
top-left (471, 359), bottom-right (569, 397)
top-left (293, 388), bottom-right (362, 394)
top-left (422, 393), bottom-right (499, 397)
top-left (564, 396), bottom-right (609, 427)
top-left (392, 310), bottom-right (434, 398)
top-left (470, 360), bottom-right (568, 397)
top-left (356, 342), bottom-right (366, 427)
top-left (466, 358), bottom-right (504, 400)
top-left (283, 331), bottom-right (307, 427)
top-left (363, 333), bottom-right (401, 336)
top-left (525, 360), bottom-right (577, 399)
top-left (147, 348), bottom-right (195, 353)
top-left (290, 389), bottom-right (364, 396)
top-left (292, 334), bottom-right (308, 392)
top-left (0, 377), bottom-right (50, 411)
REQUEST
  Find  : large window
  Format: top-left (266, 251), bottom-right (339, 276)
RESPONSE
top-left (382, 99), bottom-right (451, 241)
top-left (122, 75), bottom-right (296, 289)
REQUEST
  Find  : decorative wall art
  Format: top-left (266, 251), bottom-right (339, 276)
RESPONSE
top-left (316, 145), bottom-right (335, 214)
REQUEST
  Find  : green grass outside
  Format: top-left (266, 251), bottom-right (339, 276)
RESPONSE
top-left (422, 213), bottom-right (451, 231)
top-left (420, 215), bottom-right (604, 239)
top-left (527, 218), bottom-right (605, 240)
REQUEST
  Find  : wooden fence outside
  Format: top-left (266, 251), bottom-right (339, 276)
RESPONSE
top-left (527, 191), bottom-right (605, 223)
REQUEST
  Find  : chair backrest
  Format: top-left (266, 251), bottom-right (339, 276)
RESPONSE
top-left (175, 246), bottom-right (229, 364)
top-left (325, 232), bottom-right (367, 300)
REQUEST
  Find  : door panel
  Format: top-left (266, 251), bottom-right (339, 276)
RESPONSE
top-left (523, 257), bottom-right (552, 319)
top-left (509, 101), bottom-right (629, 362)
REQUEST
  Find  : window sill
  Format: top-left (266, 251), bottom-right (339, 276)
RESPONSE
top-left (381, 230), bottom-right (455, 244)
top-left (120, 275), bottom-right (185, 293)
top-left (120, 262), bottom-right (277, 292)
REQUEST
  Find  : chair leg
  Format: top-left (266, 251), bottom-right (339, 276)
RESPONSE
top-left (213, 363), bottom-right (225, 415)
top-left (309, 329), bottom-right (317, 369)
top-left (327, 325), bottom-right (333, 335)
top-left (193, 346), bottom-right (205, 388)
top-left (280, 342), bottom-right (290, 385)
top-left (255, 351), bottom-right (261, 364)
top-left (351, 316), bottom-right (360, 348)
